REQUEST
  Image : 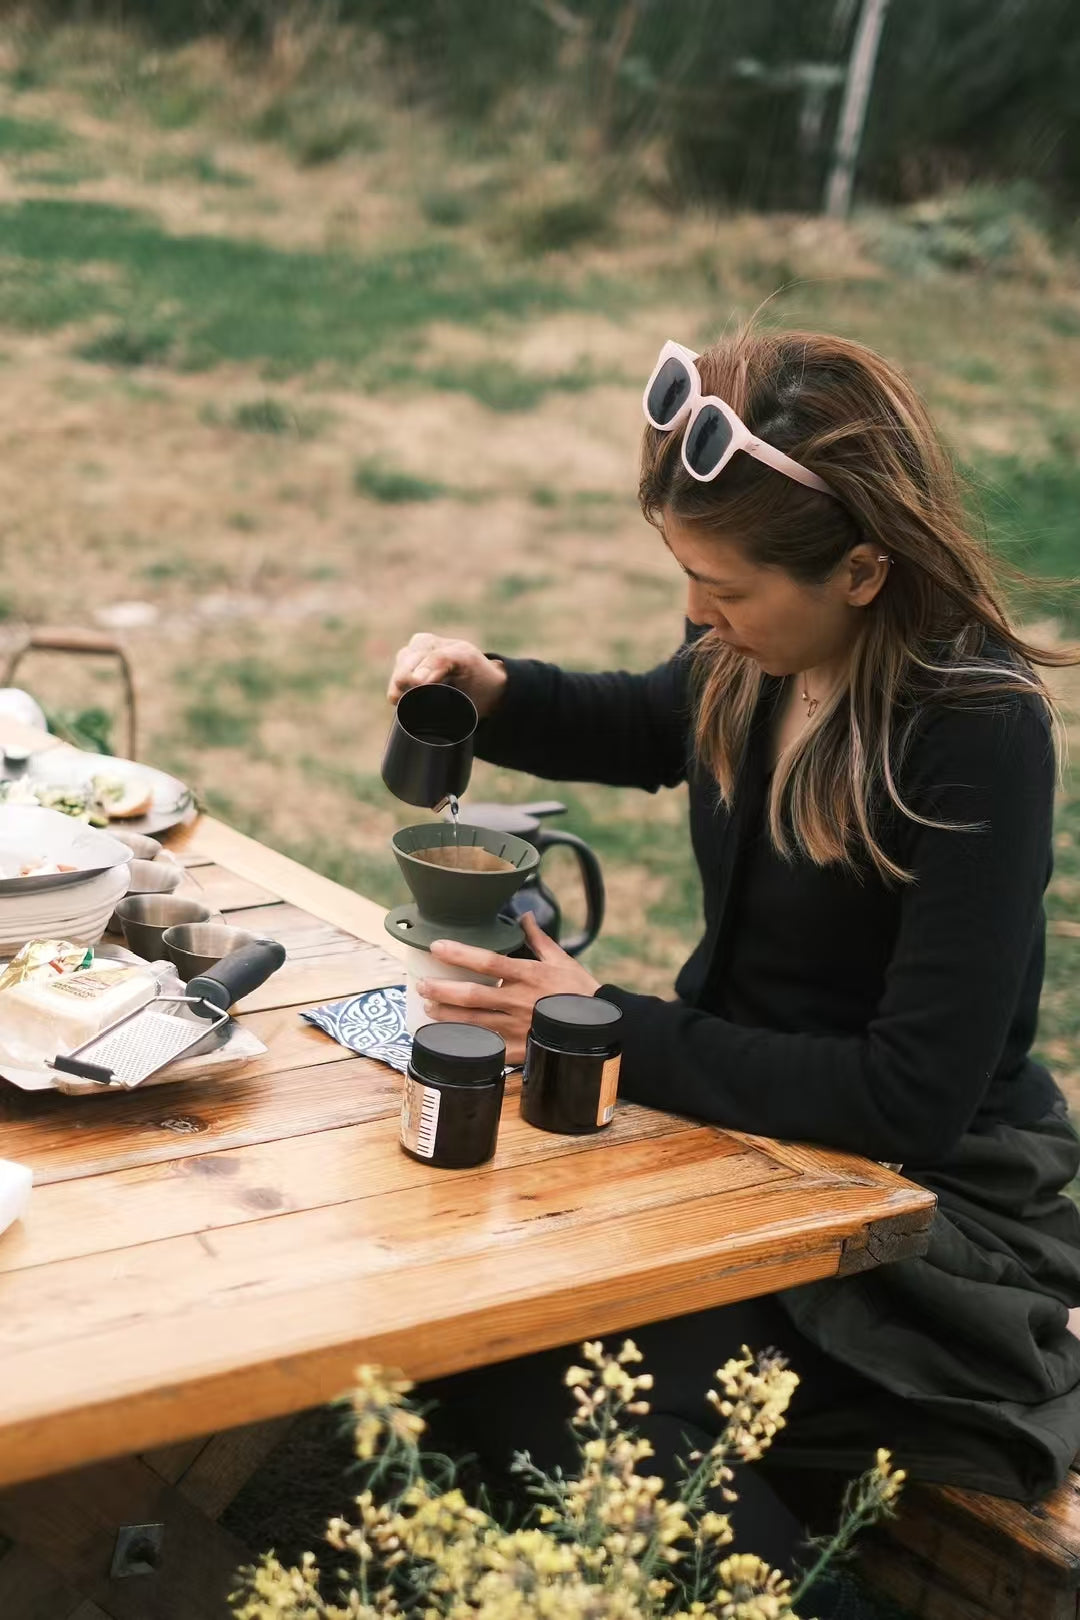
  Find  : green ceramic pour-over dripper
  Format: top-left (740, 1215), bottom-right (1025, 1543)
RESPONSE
top-left (384, 822), bottom-right (540, 954)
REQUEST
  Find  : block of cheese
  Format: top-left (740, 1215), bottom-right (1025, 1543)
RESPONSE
top-left (0, 963), bottom-right (157, 1069)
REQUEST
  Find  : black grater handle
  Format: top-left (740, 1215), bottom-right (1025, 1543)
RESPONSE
top-left (187, 939), bottom-right (287, 1016)
top-left (51, 1053), bottom-right (115, 1085)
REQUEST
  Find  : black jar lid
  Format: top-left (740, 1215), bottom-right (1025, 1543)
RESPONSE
top-left (412, 1022), bottom-right (506, 1085)
top-left (530, 994), bottom-right (623, 1053)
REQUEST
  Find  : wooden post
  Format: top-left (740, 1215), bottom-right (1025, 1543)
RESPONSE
top-left (824, 0), bottom-right (890, 218)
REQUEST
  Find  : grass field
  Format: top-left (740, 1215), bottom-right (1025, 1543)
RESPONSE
top-left (1, 23), bottom-right (1078, 1107)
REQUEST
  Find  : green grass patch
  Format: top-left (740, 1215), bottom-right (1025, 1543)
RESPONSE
top-left (423, 358), bottom-right (604, 412)
top-left (0, 198), bottom-right (583, 373)
top-left (27, 163), bottom-right (103, 187)
top-left (253, 93), bottom-right (381, 167)
top-left (0, 259), bottom-right (110, 332)
top-left (145, 149), bottom-right (250, 187)
top-left (0, 113), bottom-right (66, 154)
top-left (222, 396), bottom-right (326, 438)
top-left (971, 451), bottom-right (1080, 627)
top-left (1044, 305), bottom-right (1080, 339)
top-left (182, 699), bottom-right (256, 749)
top-left (486, 573), bottom-right (555, 603)
top-left (354, 460), bottom-right (447, 503)
top-left (421, 190), bottom-right (473, 228)
top-left (949, 356), bottom-right (999, 385)
top-left (44, 706), bottom-right (113, 754)
top-left (509, 193), bottom-right (615, 256)
top-left (76, 319), bottom-right (175, 367)
top-left (140, 555), bottom-right (230, 587)
top-left (299, 756), bottom-right (388, 802)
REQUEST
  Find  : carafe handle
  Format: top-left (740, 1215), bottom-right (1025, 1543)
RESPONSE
top-left (533, 829), bottom-right (605, 956)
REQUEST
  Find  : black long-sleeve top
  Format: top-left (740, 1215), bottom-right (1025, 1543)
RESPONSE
top-left (475, 640), bottom-right (1060, 1168)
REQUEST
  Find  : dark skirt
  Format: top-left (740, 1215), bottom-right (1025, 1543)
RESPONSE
top-left (772, 1095), bottom-right (1080, 1501)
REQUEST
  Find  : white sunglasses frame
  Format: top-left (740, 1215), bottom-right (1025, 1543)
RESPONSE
top-left (642, 340), bottom-right (834, 496)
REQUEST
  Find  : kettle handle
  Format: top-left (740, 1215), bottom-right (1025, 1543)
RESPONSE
top-left (533, 829), bottom-right (605, 956)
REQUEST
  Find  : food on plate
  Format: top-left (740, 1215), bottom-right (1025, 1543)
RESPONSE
top-left (0, 852), bottom-right (79, 879)
top-left (91, 773), bottom-right (154, 819)
top-left (19, 858), bottom-right (78, 877)
top-left (0, 770), bottom-right (154, 824)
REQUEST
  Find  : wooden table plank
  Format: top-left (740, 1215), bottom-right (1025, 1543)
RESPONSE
top-left (168, 816), bottom-right (395, 953)
top-left (173, 863), bottom-right (280, 914)
top-left (0, 1165), bottom-right (927, 1487)
top-left (0, 1105), bottom-right (701, 1272)
top-left (231, 945), bottom-right (402, 1013)
top-left (223, 899), bottom-right (390, 959)
top-left (0, 1055), bottom-right (399, 1184)
top-left (0, 1129), bottom-right (804, 1354)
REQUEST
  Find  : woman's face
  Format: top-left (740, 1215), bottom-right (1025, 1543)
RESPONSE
top-left (661, 512), bottom-right (884, 677)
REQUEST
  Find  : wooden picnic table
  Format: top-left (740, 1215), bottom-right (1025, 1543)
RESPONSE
top-left (0, 715), bottom-right (936, 1618)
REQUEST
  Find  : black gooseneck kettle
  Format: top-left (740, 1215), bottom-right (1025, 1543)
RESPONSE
top-left (449, 800), bottom-right (605, 957)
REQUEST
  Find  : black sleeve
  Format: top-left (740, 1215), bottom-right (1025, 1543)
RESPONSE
top-left (602, 697), bottom-right (1055, 1165)
top-left (474, 647), bottom-right (692, 792)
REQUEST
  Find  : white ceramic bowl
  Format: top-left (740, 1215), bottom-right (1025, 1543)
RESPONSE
top-left (0, 863), bottom-right (130, 954)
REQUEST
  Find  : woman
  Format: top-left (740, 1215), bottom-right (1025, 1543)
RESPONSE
top-left (386, 329), bottom-right (1080, 1541)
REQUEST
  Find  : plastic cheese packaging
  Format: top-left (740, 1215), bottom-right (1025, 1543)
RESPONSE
top-left (0, 961), bottom-right (165, 1070)
top-left (0, 1159), bottom-right (32, 1237)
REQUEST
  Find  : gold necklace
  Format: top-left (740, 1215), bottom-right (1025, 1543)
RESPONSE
top-left (799, 677), bottom-right (819, 719)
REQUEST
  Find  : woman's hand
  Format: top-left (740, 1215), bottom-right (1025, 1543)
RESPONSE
top-left (416, 912), bottom-right (602, 1064)
top-left (387, 632), bottom-right (508, 719)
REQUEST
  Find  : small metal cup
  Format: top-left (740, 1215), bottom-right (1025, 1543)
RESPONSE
top-left (115, 894), bottom-right (214, 961)
top-left (381, 683), bottom-right (477, 811)
top-left (162, 922), bottom-right (262, 981)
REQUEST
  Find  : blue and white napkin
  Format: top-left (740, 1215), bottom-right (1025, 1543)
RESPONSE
top-left (301, 984), bottom-right (412, 1074)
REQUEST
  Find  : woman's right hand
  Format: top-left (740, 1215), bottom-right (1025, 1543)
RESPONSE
top-left (386, 633), bottom-right (509, 719)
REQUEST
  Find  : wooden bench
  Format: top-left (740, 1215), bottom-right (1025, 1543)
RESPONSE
top-left (861, 1311), bottom-right (1080, 1617)
top-left (861, 1464), bottom-right (1080, 1619)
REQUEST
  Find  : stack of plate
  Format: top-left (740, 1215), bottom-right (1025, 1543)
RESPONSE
top-left (0, 807), bottom-right (132, 955)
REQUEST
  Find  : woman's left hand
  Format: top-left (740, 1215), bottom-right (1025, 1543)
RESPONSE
top-left (416, 912), bottom-right (602, 1063)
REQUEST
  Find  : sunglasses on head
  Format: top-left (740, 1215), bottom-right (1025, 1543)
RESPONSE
top-left (642, 340), bottom-right (834, 497)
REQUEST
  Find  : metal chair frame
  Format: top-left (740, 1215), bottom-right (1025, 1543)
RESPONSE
top-left (1, 628), bottom-right (138, 760)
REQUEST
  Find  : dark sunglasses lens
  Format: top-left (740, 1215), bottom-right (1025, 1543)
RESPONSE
top-left (647, 357), bottom-right (693, 426)
top-left (684, 404), bottom-right (733, 476)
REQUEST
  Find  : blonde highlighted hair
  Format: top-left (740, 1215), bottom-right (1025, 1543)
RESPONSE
top-left (639, 327), bottom-right (1077, 882)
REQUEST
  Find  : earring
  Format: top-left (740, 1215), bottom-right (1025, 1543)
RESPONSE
top-left (877, 554), bottom-right (892, 564)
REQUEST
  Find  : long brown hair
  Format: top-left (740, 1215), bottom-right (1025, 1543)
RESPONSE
top-left (639, 327), bottom-right (1077, 882)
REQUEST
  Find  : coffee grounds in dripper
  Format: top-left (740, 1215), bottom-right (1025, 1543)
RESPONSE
top-left (412, 846), bottom-right (515, 873)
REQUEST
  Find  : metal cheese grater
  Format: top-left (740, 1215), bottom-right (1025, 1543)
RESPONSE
top-left (49, 939), bottom-right (286, 1089)
top-left (51, 996), bottom-right (230, 1088)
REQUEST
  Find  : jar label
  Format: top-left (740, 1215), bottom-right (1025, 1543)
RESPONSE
top-left (597, 1053), bottom-right (621, 1126)
top-left (401, 1074), bottom-right (441, 1159)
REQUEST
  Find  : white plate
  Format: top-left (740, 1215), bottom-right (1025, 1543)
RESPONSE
top-left (17, 750), bottom-right (192, 831)
top-left (0, 807), bottom-right (133, 895)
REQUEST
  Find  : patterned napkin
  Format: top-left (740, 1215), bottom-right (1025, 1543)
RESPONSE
top-left (301, 984), bottom-right (412, 1074)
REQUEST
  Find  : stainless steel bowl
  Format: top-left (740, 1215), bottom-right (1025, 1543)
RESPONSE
top-left (125, 857), bottom-right (183, 895)
top-left (109, 829), bottom-right (162, 861)
top-left (115, 894), bottom-right (214, 961)
top-left (162, 922), bottom-right (261, 981)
